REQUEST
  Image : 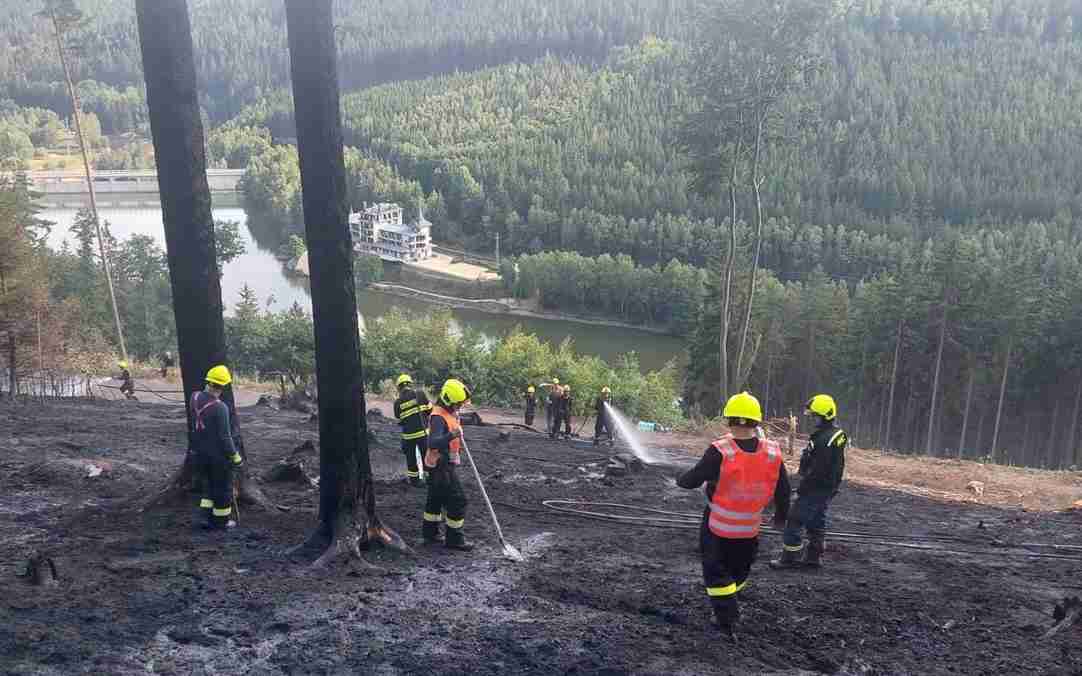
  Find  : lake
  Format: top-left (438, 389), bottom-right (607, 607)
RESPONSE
top-left (40, 201), bottom-right (686, 372)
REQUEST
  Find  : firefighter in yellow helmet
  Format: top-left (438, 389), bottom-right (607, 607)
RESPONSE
top-left (677, 391), bottom-right (790, 636)
top-left (393, 373), bottom-right (431, 487)
top-left (116, 360), bottom-right (136, 400)
top-left (191, 365), bottom-right (243, 530)
top-left (524, 385), bottom-right (537, 427)
top-left (421, 379), bottom-right (473, 551)
top-left (771, 394), bottom-right (847, 570)
top-left (594, 386), bottom-right (614, 446)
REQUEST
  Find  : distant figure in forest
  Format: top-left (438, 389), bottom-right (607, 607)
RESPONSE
top-left (117, 361), bottom-right (136, 400)
top-left (160, 351), bottom-right (175, 379)
top-left (524, 385), bottom-right (537, 427)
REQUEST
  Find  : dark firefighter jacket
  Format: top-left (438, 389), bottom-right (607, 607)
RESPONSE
top-left (190, 391), bottom-right (239, 463)
top-left (394, 388), bottom-right (432, 441)
top-left (797, 424), bottom-right (847, 496)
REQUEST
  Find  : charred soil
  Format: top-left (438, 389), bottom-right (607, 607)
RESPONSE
top-left (2, 398), bottom-right (1081, 675)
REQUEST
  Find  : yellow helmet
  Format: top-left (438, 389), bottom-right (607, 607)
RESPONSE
top-left (805, 394), bottom-right (837, 421)
top-left (118, 360), bottom-right (129, 369)
top-left (563, 385), bottom-right (571, 394)
top-left (723, 391), bottom-right (762, 424)
top-left (396, 373), bottom-right (413, 388)
top-left (205, 365), bottom-right (232, 387)
top-left (552, 377), bottom-right (560, 385)
top-left (601, 386), bottom-right (611, 394)
top-left (527, 386), bottom-right (535, 393)
top-left (439, 378), bottom-right (471, 407)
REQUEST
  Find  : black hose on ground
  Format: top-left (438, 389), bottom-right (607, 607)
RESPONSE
top-left (536, 500), bottom-right (1082, 563)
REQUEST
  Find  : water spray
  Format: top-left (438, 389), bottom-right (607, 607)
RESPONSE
top-left (603, 402), bottom-right (665, 465)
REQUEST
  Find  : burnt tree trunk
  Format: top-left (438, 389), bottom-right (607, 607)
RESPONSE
top-left (1067, 378), bottom-right (1082, 468)
top-left (283, 0), bottom-right (406, 565)
top-left (959, 367), bottom-right (975, 459)
top-left (136, 0), bottom-right (269, 509)
top-left (926, 288), bottom-right (949, 456)
top-left (991, 337), bottom-right (1012, 464)
top-left (884, 320), bottom-right (903, 451)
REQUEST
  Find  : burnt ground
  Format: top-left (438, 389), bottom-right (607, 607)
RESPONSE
top-left (2, 398), bottom-right (1081, 675)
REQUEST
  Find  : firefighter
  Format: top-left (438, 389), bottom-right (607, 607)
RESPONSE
top-left (551, 384), bottom-right (572, 439)
top-left (191, 365), bottom-right (244, 530)
top-left (117, 361), bottom-right (136, 399)
top-left (393, 373), bottom-right (431, 487)
top-left (678, 391), bottom-right (790, 636)
top-left (160, 351), bottom-right (175, 379)
top-left (421, 378), bottom-right (473, 551)
top-left (771, 394), bottom-right (847, 570)
top-left (545, 377), bottom-right (561, 435)
top-left (524, 385), bottom-right (537, 427)
top-left (594, 386), bottom-right (614, 446)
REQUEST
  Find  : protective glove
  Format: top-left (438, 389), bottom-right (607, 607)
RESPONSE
top-left (230, 452), bottom-right (244, 467)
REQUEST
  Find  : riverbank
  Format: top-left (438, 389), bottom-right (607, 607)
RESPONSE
top-left (294, 252), bottom-right (680, 337)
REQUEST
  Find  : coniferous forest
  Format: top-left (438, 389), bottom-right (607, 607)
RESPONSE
top-left (3, 0), bottom-right (1082, 467)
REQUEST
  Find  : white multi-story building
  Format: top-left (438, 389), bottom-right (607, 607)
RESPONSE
top-left (349, 202), bottom-right (433, 263)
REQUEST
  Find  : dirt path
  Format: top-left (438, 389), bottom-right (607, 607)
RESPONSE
top-left (2, 398), bottom-right (1081, 674)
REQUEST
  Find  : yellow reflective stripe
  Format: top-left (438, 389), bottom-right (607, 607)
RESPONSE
top-left (199, 499), bottom-right (213, 509)
top-left (212, 507), bottom-right (232, 517)
top-left (829, 430), bottom-right (846, 447)
top-left (446, 517), bottom-right (464, 529)
top-left (406, 470), bottom-right (420, 478)
top-left (419, 403), bottom-right (432, 412)
top-left (706, 584), bottom-right (737, 597)
top-left (735, 580), bottom-right (748, 593)
top-left (399, 406), bottom-right (421, 419)
top-left (784, 543), bottom-right (804, 552)
top-left (401, 429), bottom-right (427, 440)
top-left (423, 512), bottom-right (444, 522)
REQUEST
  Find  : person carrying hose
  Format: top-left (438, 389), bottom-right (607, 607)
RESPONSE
top-left (524, 385), bottom-right (537, 427)
top-left (191, 365), bottom-right (244, 530)
top-left (393, 373), bottom-right (431, 487)
top-left (677, 391), bottom-right (790, 636)
top-left (117, 361), bottom-right (136, 400)
top-left (421, 378), bottom-right (474, 551)
top-left (771, 394), bottom-right (847, 570)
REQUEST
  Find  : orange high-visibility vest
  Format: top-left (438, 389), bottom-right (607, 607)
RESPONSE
top-left (424, 405), bottom-right (462, 468)
top-left (707, 434), bottom-right (783, 539)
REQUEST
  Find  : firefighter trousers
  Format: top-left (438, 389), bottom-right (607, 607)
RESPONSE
top-left (196, 452), bottom-right (233, 527)
top-left (400, 437), bottom-right (425, 479)
top-left (423, 464), bottom-right (467, 541)
top-left (701, 527), bottom-right (759, 627)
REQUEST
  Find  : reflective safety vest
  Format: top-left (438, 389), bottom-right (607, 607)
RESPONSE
top-left (707, 435), bottom-right (783, 539)
top-left (425, 406), bottom-right (462, 467)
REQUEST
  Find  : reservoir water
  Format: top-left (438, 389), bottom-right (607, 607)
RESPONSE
top-left (40, 200), bottom-right (685, 372)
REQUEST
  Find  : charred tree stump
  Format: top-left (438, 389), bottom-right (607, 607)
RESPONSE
top-left (283, 0), bottom-right (408, 567)
top-left (135, 0), bottom-right (272, 512)
top-left (1044, 596), bottom-right (1082, 640)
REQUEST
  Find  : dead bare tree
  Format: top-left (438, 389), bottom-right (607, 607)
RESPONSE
top-left (135, 0), bottom-right (270, 509)
top-left (40, 0), bottom-right (128, 366)
top-left (283, 0), bottom-right (407, 566)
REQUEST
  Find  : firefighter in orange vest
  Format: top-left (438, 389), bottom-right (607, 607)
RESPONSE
top-left (421, 379), bottom-right (473, 551)
top-left (677, 391), bottom-right (790, 635)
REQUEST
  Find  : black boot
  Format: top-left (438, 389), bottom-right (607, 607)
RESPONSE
top-left (711, 597), bottom-right (739, 637)
top-left (408, 476), bottom-right (425, 488)
top-left (421, 518), bottom-right (443, 545)
top-left (802, 530), bottom-right (824, 568)
top-left (770, 544), bottom-right (804, 570)
top-left (445, 528), bottom-right (474, 551)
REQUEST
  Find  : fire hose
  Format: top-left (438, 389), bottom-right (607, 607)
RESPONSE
top-left (535, 500), bottom-right (1082, 563)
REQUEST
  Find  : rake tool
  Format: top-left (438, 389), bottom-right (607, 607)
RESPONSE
top-left (459, 431), bottom-right (524, 562)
